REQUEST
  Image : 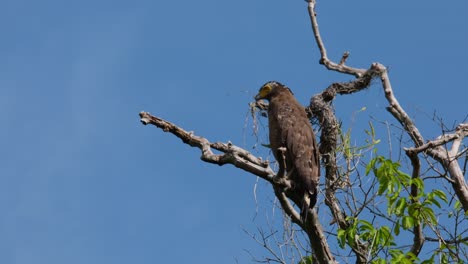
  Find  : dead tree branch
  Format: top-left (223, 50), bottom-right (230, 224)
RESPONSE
top-left (306, 0), bottom-right (366, 78)
top-left (305, 0), bottom-right (468, 214)
top-left (139, 111), bottom-right (274, 182)
top-left (378, 57), bottom-right (468, 211)
top-left (140, 1), bottom-right (467, 263)
top-left (406, 123), bottom-right (468, 211)
top-left (139, 111), bottom-right (337, 264)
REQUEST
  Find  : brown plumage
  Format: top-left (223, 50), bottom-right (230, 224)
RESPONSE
top-left (255, 81), bottom-right (320, 216)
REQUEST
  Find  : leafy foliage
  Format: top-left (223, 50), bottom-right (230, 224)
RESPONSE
top-left (366, 156), bottom-right (448, 230)
top-left (298, 256), bottom-right (313, 264)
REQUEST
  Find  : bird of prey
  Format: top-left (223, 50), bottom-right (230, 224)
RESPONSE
top-left (255, 81), bottom-right (320, 219)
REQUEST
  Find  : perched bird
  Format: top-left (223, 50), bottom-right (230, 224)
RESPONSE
top-left (255, 81), bottom-right (320, 219)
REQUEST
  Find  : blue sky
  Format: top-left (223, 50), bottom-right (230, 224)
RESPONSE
top-left (1, 0), bottom-right (467, 263)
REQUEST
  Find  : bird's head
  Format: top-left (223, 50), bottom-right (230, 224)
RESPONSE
top-left (254, 81), bottom-right (287, 101)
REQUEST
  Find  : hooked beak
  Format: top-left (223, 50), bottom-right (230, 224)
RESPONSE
top-left (254, 93), bottom-right (262, 101)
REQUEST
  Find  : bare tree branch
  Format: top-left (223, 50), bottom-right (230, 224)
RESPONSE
top-left (303, 210), bottom-right (336, 263)
top-left (405, 123), bottom-right (468, 211)
top-left (306, 0), bottom-right (366, 77)
top-left (405, 150), bottom-right (425, 257)
top-left (274, 187), bottom-right (303, 227)
top-left (242, 228), bottom-right (286, 264)
top-left (306, 1), bottom-right (468, 261)
top-left (140, 1), bottom-right (467, 263)
top-left (372, 62), bottom-right (468, 213)
top-left (306, 0), bottom-right (468, 214)
top-left (405, 123), bottom-right (468, 160)
top-left (425, 236), bottom-right (468, 244)
top-left (139, 111), bottom-right (337, 264)
top-left (404, 134), bottom-right (460, 155)
top-left (140, 111), bottom-right (274, 182)
top-left (306, 3), bottom-right (380, 263)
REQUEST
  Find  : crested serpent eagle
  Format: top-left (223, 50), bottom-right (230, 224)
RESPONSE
top-left (255, 81), bottom-right (320, 218)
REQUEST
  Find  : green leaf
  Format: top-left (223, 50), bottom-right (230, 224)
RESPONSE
top-left (346, 227), bottom-right (357, 247)
top-left (366, 121), bottom-right (375, 137)
top-left (374, 226), bottom-right (393, 248)
top-left (377, 175), bottom-right (389, 195)
top-left (394, 220), bottom-right (400, 236)
top-left (432, 189), bottom-right (448, 203)
top-left (379, 226), bottom-right (391, 241)
top-left (371, 259), bottom-right (386, 264)
top-left (402, 216), bottom-right (414, 230)
top-left (394, 198), bottom-right (407, 216)
top-left (358, 220), bottom-right (374, 232)
top-left (410, 178), bottom-right (425, 193)
top-left (420, 255), bottom-right (434, 264)
top-left (422, 207), bottom-right (437, 224)
top-left (389, 249), bottom-right (406, 263)
top-left (389, 188), bottom-right (401, 203)
top-left (407, 203), bottom-right (420, 219)
top-left (430, 197), bottom-right (441, 208)
top-left (366, 157), bottom-right (376, 176)
top-left (373, 231), bottom-right (380, 249)
top-left (405, 252), bottom-right (418, 262)
top-left (396, 171), bottom-right (411, 186)
top-left (298, 256), bottom-right (313, 264)
top-left (337, 229), bottom-right (346, 249)
top-left (441, 253), bottom-right (448, 264)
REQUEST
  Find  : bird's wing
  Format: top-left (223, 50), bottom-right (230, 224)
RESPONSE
top-left (284, 104), bottom-right (320, 195)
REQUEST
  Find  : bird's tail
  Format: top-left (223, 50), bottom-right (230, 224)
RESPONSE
top-left (300, 190), bottom-right (317, 222)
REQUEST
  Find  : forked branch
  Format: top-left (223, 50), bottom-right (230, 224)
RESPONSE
top-left (139, 111), bottom-right (274, 182)
top-left (306, 0), bottom-right (468, 214)
top-left (140, 1), bottom-right (467, 263)
top-left (307, 0), bottom-right (366, 77)
top-left (139, 111), bottom-right (336, 264)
